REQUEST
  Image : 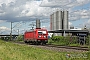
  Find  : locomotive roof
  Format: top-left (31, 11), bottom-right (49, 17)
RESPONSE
top-left (25, 28), bottom-right (47, 32)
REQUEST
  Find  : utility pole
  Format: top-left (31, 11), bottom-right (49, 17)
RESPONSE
top-left (18, 29), bottom-right (19, 35)
top-left (89, 36), bottom-right (90, 51)
top-left (10, 22), bottom-right (12, 40)
top-left (29, 22), bottom-right (36, 30)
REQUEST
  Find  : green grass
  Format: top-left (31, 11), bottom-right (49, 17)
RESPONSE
top-left (0, 40), bottom-right (90, 60)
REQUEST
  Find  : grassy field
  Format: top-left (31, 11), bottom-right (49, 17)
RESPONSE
top-left (0, 40), bottom-right (90, 60)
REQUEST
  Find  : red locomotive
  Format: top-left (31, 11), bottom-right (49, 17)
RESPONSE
top-left (24, 28), bottom-right (48, 44)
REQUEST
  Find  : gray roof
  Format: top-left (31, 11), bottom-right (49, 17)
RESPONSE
top-left (48, 30), bottom-right (89, 33)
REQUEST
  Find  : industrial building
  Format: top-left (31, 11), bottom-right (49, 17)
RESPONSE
top-left (36, 19), bottom-right (41, 28)
top-left (50, 10), bottom-right (68, 36)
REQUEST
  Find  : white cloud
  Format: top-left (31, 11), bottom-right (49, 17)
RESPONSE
top-left (0, 26), bottom-right (11, 34)
top-left (0, 0), bottom-right (53, 22)
top-left (69, 9), bottom-right (90, 21)
top-left (0, 0), bottom-right (15, 6)
top-left (87, 19), bottom-right (90, 23)
top-left (40, 0), bottom-right (90, 9)
top-left (20, 1), bottom-right (52, 17)
top-left (40, 0), bottom-right (71, 7)
top-left (0, 0), bottom-right (89, 22)
top-left (84, 19), bottom-right (90, 28)
top-left (0, 0), bottom-right (90, 34)
top-left (0, 20), bottom-right (6, 23)
top-left (0, 26), bottom-right (10, 31)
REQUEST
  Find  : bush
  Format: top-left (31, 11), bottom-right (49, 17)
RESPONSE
top-left (86, 36), bottom-right (90, 45)
top-left (49, 35), bottom-right (90, 46)
top-left (0, 37), bottom-right (10, 41)
top-left (86, 51), bottom-right (90, 59)
top-left (50, 36), bottom-right (79, 46)
top-left (50, 36), bottom-right (70, 45)
top-left (16, 35), bottom-right (23, 41)
top-left (51, 36), bottom-right (60, 41)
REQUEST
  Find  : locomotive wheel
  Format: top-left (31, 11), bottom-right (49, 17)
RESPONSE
top-left (24, 41), bottom-right (27, 43)
top-left (44, 43), bottom-right (46, 45)
top-left (41, 42), bottom-right (43, 45)
top-left (41, 42), bottom-right (46, 45)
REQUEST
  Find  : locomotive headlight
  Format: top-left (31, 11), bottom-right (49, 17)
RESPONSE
top-left (38, 36), bottom-right (41, 38)
top-left (44, 36), bottom-right (46, 38)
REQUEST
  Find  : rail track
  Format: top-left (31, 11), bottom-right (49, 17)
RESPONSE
top-left (45, 44), bottom-right (89, 51)
top-left (11, 41), bottom-right (89, 52)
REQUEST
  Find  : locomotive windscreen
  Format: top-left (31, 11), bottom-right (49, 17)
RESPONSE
top-left (38, 31), bottom-right (47, 34)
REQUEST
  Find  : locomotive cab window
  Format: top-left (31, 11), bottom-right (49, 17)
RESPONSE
top-left (38, 32), bottom-right (42, 34)
top-left (38, 31), bottom-right (46, 34)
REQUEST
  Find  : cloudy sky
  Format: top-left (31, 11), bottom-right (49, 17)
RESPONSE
top-left (0, 0), bottom-right (90, 34)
